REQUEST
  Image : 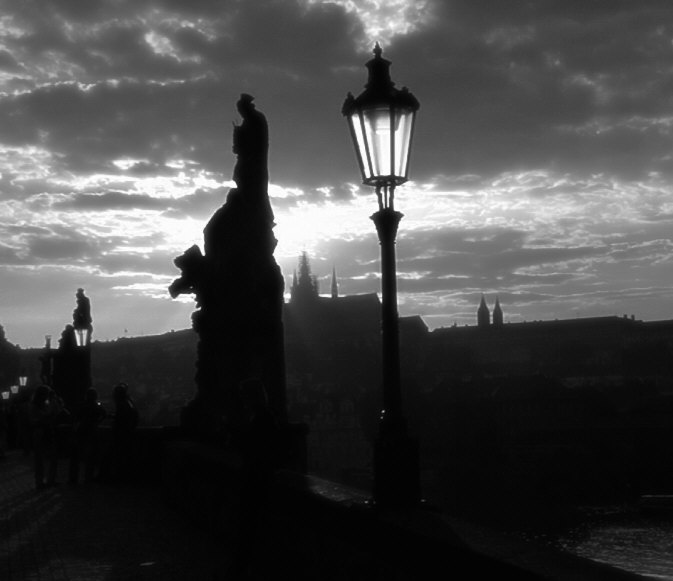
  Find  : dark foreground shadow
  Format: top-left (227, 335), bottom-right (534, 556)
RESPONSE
top-left (0, 453), bottom-right (231, 580)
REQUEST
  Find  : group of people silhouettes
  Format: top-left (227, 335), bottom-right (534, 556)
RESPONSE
top-left (28, 381), bottom-right (138, 490)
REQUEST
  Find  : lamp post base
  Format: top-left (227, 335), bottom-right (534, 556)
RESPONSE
top-left (373, 414), bottom-right (421, 508)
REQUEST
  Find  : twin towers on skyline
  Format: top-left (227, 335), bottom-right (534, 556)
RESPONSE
top-left (478, 294), bottom-right (504, 328)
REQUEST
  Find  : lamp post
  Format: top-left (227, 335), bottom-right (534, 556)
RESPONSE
top-left (343, 43), bottom-right (420, 507)
top-left (73, 327), bottom-right (90, 347)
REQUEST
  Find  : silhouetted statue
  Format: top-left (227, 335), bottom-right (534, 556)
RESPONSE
top-left (52, 289), bottom-right (94, 413)
top-left (168, 244), bottom-right (205, 301)
top-left (59, 324), bottom-right (77, 351)
top-left (233, 93), bottom-right (269, 192)
top-left (73, 288), bottom-right (92, 335)
top-left (169, 95), bottom-right (287, 438)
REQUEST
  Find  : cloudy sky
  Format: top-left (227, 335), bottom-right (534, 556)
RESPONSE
top-left (2, 0), bottom-right (673, 347)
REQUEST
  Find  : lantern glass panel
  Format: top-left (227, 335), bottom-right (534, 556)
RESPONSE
top-left (362, 107), bottom-right (392, 180)
top-left (74, 328), bottom-right (89, 347)
top-left (349, 112), bottom-right (371, 182)
top-left (393, 109), bottom-right (414, 179)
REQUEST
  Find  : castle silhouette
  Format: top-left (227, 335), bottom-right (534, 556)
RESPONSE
top-left (279, 255), bottom-right (673, 495)
top-left (285, 255), bottom-right (669, 388)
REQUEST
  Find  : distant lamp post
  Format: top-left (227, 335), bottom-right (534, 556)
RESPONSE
top-left (10, 385), bottom-right (18, 395)
top-left (342, 43), bottom-right (420, 507)
top-left (1, 391), bottom-right (9, 402)
top-left (73, 327), bottom-right (90, 347)
top-left (19, 374), bottom-right (27, 389)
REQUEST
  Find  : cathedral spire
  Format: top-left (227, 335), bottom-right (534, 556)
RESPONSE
top-left (493, 296), bottom-right (503, 327)
top-left (477, 294), bottom-right (490, 328)
top-left (290, 252), bottom-right (319, 304)
top-left (331, 265), bottom-right (339, 299)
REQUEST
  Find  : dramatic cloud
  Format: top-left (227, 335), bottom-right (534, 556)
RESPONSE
top-left (2, 0), bottom-right (673, 346)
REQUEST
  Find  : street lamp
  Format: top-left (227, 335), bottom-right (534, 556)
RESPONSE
top-left (10, 385), bottom-right (18, 395)
top-left (74, 327), bottom-right (90, 347)
top-left (342, 43), bottom-right (420, 507)
top-left (19, 374), bottom-right (27, 388)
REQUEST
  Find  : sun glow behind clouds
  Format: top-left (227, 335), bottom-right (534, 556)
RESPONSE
top-left (273, 192), bottom-right (375, 260)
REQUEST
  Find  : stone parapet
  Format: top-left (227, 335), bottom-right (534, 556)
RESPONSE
top-left (161, 440), bottom-right (650, 580)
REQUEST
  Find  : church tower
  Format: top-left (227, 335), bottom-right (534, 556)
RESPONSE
top-left (492, 296), bottom-right (503, 327)
top-left (477, 294), bottom-right (490, 328)
top-left (290, 252), bottom-right (319, 304)
top-left (331, 266), bottom-right (339, 299)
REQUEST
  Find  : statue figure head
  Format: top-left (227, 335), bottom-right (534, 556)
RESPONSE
top-left (237, 93), bottom-right (255, 116)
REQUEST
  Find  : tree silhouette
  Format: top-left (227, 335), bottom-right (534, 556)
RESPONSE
top-left (0, 324), bottom-right (20, 389)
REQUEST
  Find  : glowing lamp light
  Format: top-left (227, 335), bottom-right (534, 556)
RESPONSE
top-left (19, 375), bottom-right (27, 388)
top-left (1, 391), bottom-right (9, 401)
top-left (74, 327), bottom-right (90, 347)
top-left (10, 385), bottom-right (18, 395)
top-left (342, 43), bottom-right (419, 192)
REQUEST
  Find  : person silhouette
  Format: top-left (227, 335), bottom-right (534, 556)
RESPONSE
top-left (0, 400), bottom-right (7, 461)
top-left (109, 382), bottom-right (138, 484)
top-left (68, 388), bottom-right (106, 484)
top-left (30, 385), bottom-right (65, 490)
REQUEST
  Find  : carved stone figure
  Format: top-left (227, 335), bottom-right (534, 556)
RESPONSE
top-left (73, 288), bottom-right (92, 334)
top-left (170, 95), bottom-right (287, 438)
top-left (52, 290), bottom-right (93, 412)
top-left (233, 93), bottom-right (268, 192)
